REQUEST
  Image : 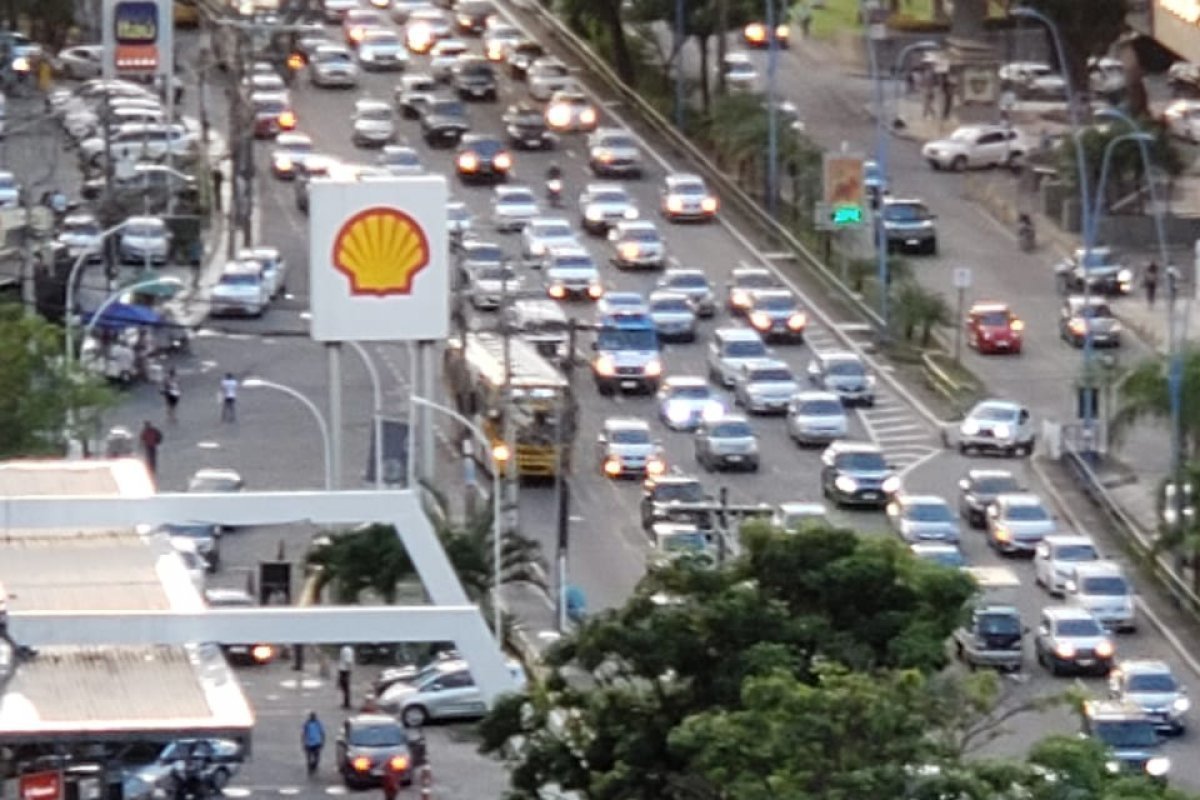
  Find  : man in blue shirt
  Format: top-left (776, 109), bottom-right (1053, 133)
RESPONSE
top-left (302, 711), bottom-right (325, 776)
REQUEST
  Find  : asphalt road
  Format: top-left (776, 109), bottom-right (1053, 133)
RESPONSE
top-left (96, 7), bottom-right (1200, 791)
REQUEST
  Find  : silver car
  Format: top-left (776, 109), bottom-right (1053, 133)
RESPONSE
top-left (886, 494), bottom-right (961, 544)
top-left (651, 523), bottom-right (719, 568)
top-left (609, 219), bottom-right (666, 269)
top-left (491, 185), bottom-right (539, 232)
top-left (578, 183), bottom-right (638, 235)
top-left (786, 390), bottom-right (848, 446)
top-left (1109, 660), bottom-right (1189, 734)
top-left (694, 415), bottom-right (759, 472)
top-left (119, 215), bottom-right (171, 264)
top-left (357, 29), bottom-right (408, 71)
top-left (806, 351), bottom-right (875, 406)
top-left (734, 358), bottom-right (798, 415)
top-left (597, 417), bottom-right (665, 478)
top-left (378, 145), bottom-right (424, 175)
top-left (657, 268), bottom-right (716, 317)
top-left (1034, 534), bottom-right (1100, 595)
top-left (647, 291), bottom-right (697, 342)
top-left (707, 327), bottom-right (770, 388)
top-left (447, 200), bottom-right (474, 243)
top-left (310, 44), bottom-right (361, 88)
top-left (377, 659), bottom-right (528, 727)
top-left (544, 246), bottom-right (602, 301)
top-left (587, 126), bottom-right (643, 177)
top-left (1034, 606), bottom-right (1115, 676)
top-left (521, 216), bottom-right (577, 262)
top-left (1064, 561), bottom-right (1136, 632)
top-left (527, 57), bottom-right (572, 101)
top-left (396, 73), bottom-right (439, 118)
top-left (773, 501), bottom-right (829, 530)
top-left (429, 39), bottom-right (469, 82)
top-left (987, 492), bottom-right (1057, 555)
top-left (351, 99), bottom-right (396, 146)
top-left (657, 376), bottom-right (724, 431)
top-left (466, 263), bottom-right (522, 310)
top-left (660, 172), bottom-right (718, 222)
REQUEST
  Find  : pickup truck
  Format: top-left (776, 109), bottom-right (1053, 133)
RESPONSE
top-left (953, 604), bottom-right (1024, 672)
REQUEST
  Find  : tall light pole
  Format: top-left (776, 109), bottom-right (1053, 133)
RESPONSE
top-left (865, 6), bottom-right (891, 333)
top-left (346, 340), bottom-right (385, 490)
top-left (673, 0), bottom-right (685, 130)
top-left (410, 394), bottom-right (505, 643)
top-left (765, 0), bottom-right (780, 218)
top-left (63, 219), bottom-right (136, 369)
top-left (242, 378), bottom-right (333, 490)
top-left (80, 276), bottom-right (185, 349)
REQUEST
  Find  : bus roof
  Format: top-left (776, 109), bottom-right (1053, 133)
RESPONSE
top-left (461, 332), bottom-right (568, 390)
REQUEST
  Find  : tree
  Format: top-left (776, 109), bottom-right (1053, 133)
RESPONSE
top-left (1019, 0), bottom-right (1129, 98)
top-left (0, 303), bottom-right (112, 457)
top-left (1111, 347), bottom-right (1200, 461)
top-left (11, 0), bottom-right (74, 49)
top-left (1054, 119), bottom-right (1183, 208)
top-left (559, 0), bottom-right (636, 85)
top-left (892, 281), bottom-right (951, 347)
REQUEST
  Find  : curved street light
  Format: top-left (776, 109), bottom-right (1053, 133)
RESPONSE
top-left (242, 378), bottom-right (333, 491)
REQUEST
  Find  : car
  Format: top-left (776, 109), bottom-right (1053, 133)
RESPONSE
top-left (646, 291), bottom-right (698, 342)
top-left (293, 154), bottom-right (337, 213)
top-left (119, 215), bottom-right (171, 264)
top-left (56, 213), bottom-right (103, 254)
top-left (342, 9), bottom-right (386, 45)
top-left (128, 739), bottom-right (244, 792)
top-left (163, 522), bottom-right (221, 571)
top-left (1034, 606), bottom-right (1116, 676)
top-left (489, 184), bottom-right (539, 232)
top-left (456, 238), bottom-right (505, 285)
top-left (504, 38), bottom-right (545, 78)
top-left (1164, 98), bottom-right (1200, 142)
top-left (270, 131), bottom-right (314, 180)
top-left (521, 217), bottom-right (577, 262)
top-left (587, 127), bottom-right (643, 178)
top-left (806, 351), bottom-right (875, 406)
top-left (1054, 246), bottom-right (1134, 296)
top-left (596, 291), bottom-right (649, 318)
top-left (997, 61), bottom-right (1066, 99)
top-left (56, 44), bottom-right (104, 79)
top-left (640, 472), bottom-right (712, 530)
top-left (986, 492), bottom-right (1056, 555)
top-left (1168, 61), bottom-right (1200, 96)
top-left (545, 88), bottom-right (599, 133)
top-left (787, 390), bottom-right (848, 446)
top-left (544, 245), bottom-right (603, 301)
top-left (1064, 560), bottom-right (1136, 632)
top-left (964, 301), bottom-right (1024, 355)
top-left (1059, 295), bottom-right (1122, 348)
top-left (483, 22), bottom-right (521, 61)
top-left (656, 269), bottom-right (716, 317)
top-left (296, 32), bottom-right (335, 61)
top-left (465, 261), bottom-right (521, 311)
top-left (505, 298), bottom-right (572, 361)
top-left (820, 441), bottom-right (901, 509)
top-left (310, 44), bottom-right (361, 88)
top-left (250, 91), bottom-right (296, 139)
top-left (447, 199), bottom-right (474, 245)
top-left (351, 98), bottom-right (397, 147)
top-left (734, 358), bottom-right (798, 415)
top-left (502, 103), bottom-right (555, 150)
top-left (694, 414), bottom-right (759, 472)
top-left (451, 55), bottom-right (498, 100)
top-left (1109, 660), bottom-right (1190, 735)
top-left (706, 327), bottom-right (770, 388)
top-left (421, 96), bottom-right (471, 146)
top-left (721, 53), bottom-right (758, 89)
top-left (210, 261), bottom-right (268, 318)
top-left (527, 57), bottom-right (572, 101)
top-left (396, 73), bottom-right (439, 119)
top-left (911, 543), bottom-right (967, 569)
top-left (203, 588), bottom-right (275, 666)
top-left (237, 246), bottom-right (288, 299)
top-left (650, 522), bottom-right (720, 568)
top-left (1034, 534), bottom-right (1101, 595)
top-left (377, 658), bottom-right (528, 727)
top-left (322, 0), bottom-right (358, 21)
top-left (660, 173), bottom-right (719, 222)
top-left (921, 124), bottom-right (1028, 171)
top-left (878, 197), bottom-right (937, 255)
top-left (743, 20), bottom-right (789, 48)
top-left (609, 219), bottom-right (666, 269)
top-left (957, 468), bottom-right (1022, 528)
top-left (335, 714), bottom-right (413, 787)
top-left (886, 494), bottom-right (961, 544)
top-left (726, 266), bottom-right (780, 314)
top-left (377, 145), bottom-right (424, 176)
top-left (591, 311), bottom-right (662, 394)
top-left (863, 158), bottom-right (887, 205)
top-left (657, 376), bottom-right (724, 431)
top-left (389, 0), bottom-right (432, 23)
top-left (597, 417), bottom-right (666, 478)
top-left (454, 0), bottom-right (494, 34)
top-left (456, 135), bottom-right (512, 184)
top-left (745, 289), bottom-right (806, 343)
top-left (357, 28), bottom-right (408, 70)
top-left (773, 501), bottom-right (830, 530)
top-left (405, 7), bottom-right (453, 53)
top-left (1081, 700), bottom-right (1171, 779)
top-left (957, 399), bottom-right (1035, 456)
top-left (578, 183), bottom-right (639, 234)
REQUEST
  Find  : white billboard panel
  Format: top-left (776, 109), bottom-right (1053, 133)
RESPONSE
top-left (308, 176), bottom-right (449, 342)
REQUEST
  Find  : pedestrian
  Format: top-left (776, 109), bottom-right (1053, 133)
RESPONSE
top-left (337, 644), bottom-right (354, 709)
top-left (381, 764), bottom-right (400, 800)
top-left (941, 74), bottom-right (955, 120)
top-left (302, 711), bottom-right (325, 777)
top-left (922, 74), bottom-right (936, 119)
top-left (162, 367), bottom-right (181, 423)
top-left (211, 166), bottom-right (224, 212)
top-left (798, 3), bottom-right (812, 38)
top-left (140, 421), bottom-right (163, 477)
top-left (220, 373), bottom-right (238, 423)
top-left (1144, 260), bottom-right (1159, 307)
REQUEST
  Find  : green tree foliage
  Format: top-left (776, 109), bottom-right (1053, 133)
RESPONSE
top-left (559, 0), bottom-right (636, 85)
top-left (9, 0), bottom-right (75, 49)
top-left (892, 281), bottom-right (952, 347)
top-left (1019, 0), bottom-right (1128, 95)
top-left (0, 303), bottom-right (112, 457)
top-left (1111, 347), bottom-right (1200, 461)
top-left (1055, 120), bottom-right (1184, 203)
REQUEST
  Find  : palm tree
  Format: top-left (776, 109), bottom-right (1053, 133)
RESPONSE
top-left (1111, 347), bottom-right (1200, 460)
top-left (891, 282), bottom-right (950, 347)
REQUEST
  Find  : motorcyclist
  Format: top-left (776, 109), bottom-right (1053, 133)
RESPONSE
top-left (1017, 212), bottom-right (1035, 251)
top-left (545, 164), bottom-right (563, 206)
top-left (545, 163), bottom-right (563, 182)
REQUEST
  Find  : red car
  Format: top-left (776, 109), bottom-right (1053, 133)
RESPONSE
top-left (251, 93), bottom-right (297, 139)
top-left (965, 301), bottom-right (1024, 355)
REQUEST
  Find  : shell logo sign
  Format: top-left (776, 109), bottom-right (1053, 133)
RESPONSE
top-left (308, 175), bottom-right (449, 342)
top-left (332, 207), bottom-right (430, 296)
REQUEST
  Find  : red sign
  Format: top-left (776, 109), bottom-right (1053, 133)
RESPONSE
top-left (19, 772), bottom-right (63, 800)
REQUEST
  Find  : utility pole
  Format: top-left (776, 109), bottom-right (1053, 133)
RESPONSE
top-left (554, 318), bottom-right (578, 631)
top-left (716, 0), bottom-right (728, 96)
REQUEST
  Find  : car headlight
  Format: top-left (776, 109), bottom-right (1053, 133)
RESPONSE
top-left (750, 311), bottom-right (772, 330)
top-left (1146, 757), bottom-right (1171, 777)
top-left (623, 207), bottom-right (639, 220)
top-left (531, 242), bottom-right (545, 255)
top-left (494, 152), bottom-right (513, 170)
top-left (587, 282), bottom-right (604, 299)
top-left (1053, 642), bottom-right (1076, 659)
top-left (580, 107), bottom-right (596, 125)
top-left (993, 423), bottom-right (1012, 439)
top-left (882, 476), bottom-right (901, 494)
top-left (275, 155), bottom-right (293, 170)
top-left (457, 153), bottom-right (479, 171)
top-left (585, 208), bottom-right (603, 221)
top-left (834, 475), bottom-right (857, 493)
top-left (1173, 696), bottom-right (1191, 713)
top-left (1105, 760), bottom-right (1122, 775)
top-left (666, 402), bottom-right (692, 425)
top-left (702, 401), bottom-right (724, 422)
top-left (603, 456), bottom-right (622, 476)
top-left (548, 284), bottom-right (566, 299)
top-left (361, 50), bottom-right (375, 61)
top-left (787, 313), bottom-right (807, 331)
top-left (646, 456), bottom-right (666, 476)
top-left (1118, 268), bottom-right (1133, 284)
top-left (645, 359), bottom-right (663, 377)
top-left (1110, 321), bottom-right (1122, 333)
top-left (620, 243), bottom-right (640, 260)
top-left (594, 355), bottom-right (616, 376)
top-left (961, 420), bottom-right (980, 435)
top-left (667, 196), bottom-right (684, 213)
top-left (701, 196), bottom-right (718, 213)
top-left (1095, 640), bottom-right (1115, 658)
top-left (546, 104), bottom-right (571, 129)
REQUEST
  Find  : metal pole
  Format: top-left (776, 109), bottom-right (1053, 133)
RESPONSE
top-left (246, 379), bottom-right (333, 490)
top-left (407, 342), bottom-right (417, 487)
top-left (165, 69), bottom-right (176, 218)
top-left (347, 341), bottom-right (384, 490)
top-left (556, 480), bottom-right (571, 631)
top-left (420, 341), bottom-right (437, 484)
top-left (867, 31), bottom-right (890, 335)
top-left (554, 319), bottom-right (577, 631)
top-left (327, 343), bottom-right (344, 489)
top-left (766, 0), bottom-right (779, 218)
top-left (673, 0), bottom-right (685, 130)
top-left (954, 286), bottom-right (965, 363)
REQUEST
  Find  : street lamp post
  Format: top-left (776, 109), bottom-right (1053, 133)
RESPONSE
top-left (409, 395), bottom-right (505, 643)
top-left (64, 220), bottom-right (136, 370)
top-left (673, 0), bottom-right (685, 130)
top-left (765, 0), bottom-right (780, 218)
top-left (242, 378), bottom-right (333, 490)
top-left (80, 276), bottom-right (185, 350)
top-left (346, 340), bottom-right (385, 490)
top-left (865, 12), bottom-right (891, 333)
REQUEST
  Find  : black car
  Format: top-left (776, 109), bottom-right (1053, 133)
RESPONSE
top-left (819, 441), bottom-right (900, 509)
top-left (451, 56), bottom-right (498, 101)
top-left (455, 135), bottom-right (512, 184)
top-left (502, 103), bottom-right (554, 150)
top-left (1053, 246), bottom-right (1134, 296)
top-left (957, 468), bottom-right (1022, 528)
top-left (203, 588), bottom-right (276, 666)
top-left (420, 97), bottom-right (470, 147)
top-left (506, 39), bottom-right (545, 78)
top-left (335, 714), bottom-right (413, 788)
top-left (639, 474), bottom-right (711, 531)
top-left (454, 0), bottom-right (493, 34)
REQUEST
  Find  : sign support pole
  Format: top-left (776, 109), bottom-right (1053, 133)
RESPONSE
top-left (954, 286), bottom-right (965, 363)
top-left (327, 342), bottom-right (344, 490)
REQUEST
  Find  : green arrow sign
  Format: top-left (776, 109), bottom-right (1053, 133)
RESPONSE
top-left (832, 204), bottom-right (863, 226)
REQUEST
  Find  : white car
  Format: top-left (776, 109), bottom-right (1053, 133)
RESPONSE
top-left (578, 183), bottom-right (638, 235)
top-left (1034, 534), bottom-right (1101, 595)
top-left (587, 127), bottom-right (643, 178)
top-left (491, 185), bottom-right (540, 232)
top-left (1064, 560), bottom-right (1136, 632)
top-left (1164, 99), bottom-right (1200, 143)
top-left (596, 417), bottom-right (666, 478)
top-left (886, 494), bottom-right (961, 544)
top-left (56, 45), bottom-right (105, 79)
top-left (986, 492), bottom-right (1057, 555)
top-left (377, 145), bottom-right (424, 175)
top-left (722, 53), bottom-right (758, 89)
top-left (545, 88), bottom-right (598, 133)
top-left (119, 216), bottom-right (171, 264)
top-left (405, 7), bottom-right (453, 53)
top-left (57, 213), bottom-right (103, 253)
top-left (997, 61), bottom-right (1066, 99)
top-left (707, 327), bottom-right (770, 388)
top-left (527, 57), bottom-right (573, 101)
top-left (270, 131), bottom-right (313, 179)
top-left (786, 390), bottom-right (848, 446)
top-left (660, 173), bottom-right (718, 222)
top-left (429, 39), bottom-right (470, 82)
top-left (657, 376), bottom-right (724, 431)
top-left (396, 73), bottom-right (439, 119)
top-left (379, 658), bottom-right (527, 727)
top-left (733, 358), bottom-right (798, 415)
top-left (921, 125), bottom-right (1028, 171)
top-left (0, 170), bottom-right (20, 208)
top-left (646, 291), bottom-right (697, 342)
top-left (310, 44), bottom-right (361, 88)
top-left (544, 245), bottom-right (602, 300)
top-left (609, 219), bottom-right (666, 269)
top-left (351, 99), bottom-right (397, 146)
top-left (957, 399), bottom-right (1035, 456)
top-left (466, 262), bottom-right (522, 311)
top-left (521, 216), bottom-right (577, 262)
top-left (210, 260), bottom-right (269, 317)
top-left (357, 28), bottom-right (409, 71)
top-left (237, 246), bottom-right (288, 299)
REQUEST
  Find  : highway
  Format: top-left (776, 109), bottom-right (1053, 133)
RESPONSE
top-left (153, 2), bottom-right (1200, 786)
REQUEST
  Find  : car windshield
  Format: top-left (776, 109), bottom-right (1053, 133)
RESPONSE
top-left (220, 273), bottom-right (260, 287)
top-left (724, 340), bottom-right (767, 358)
top-left (837, 452), bottom-right (886, 471)
top-left (908, 502), bottom-right (952, 522)
top-left (462, 63), bottom-right (493, 76)
top-left (663, 532), bottom-right (709, 553)
top-left (673, 181), bottom-right (706, 195)
top-left (1079, 303), bottom-right (1114, 318)
top-left (1082, 576), bottom-right (1128, 596)
top-left (279, 140), bottom-right (313, 155)
top-left (799, 399), bottom-right (842, 416)
top-left (974, 403), bottom-right (1017, 422)
top-left (510, 108), bottom-right (542, 122)
top-left (465, 245), bottom-right (504, 263)
top-left (1093, 720), bottom-right (1159, 749)
top-left (499, 191), bottom-right (535, 205)
top-left (885, 203), bottom-right (930, 221)
top-left (430, 101), bottom-right (465, 116)
top-left (712, 420), bottom-right (753, 438)
top-left (65, 220), bottom-right (100, 235)
top-left (600, 135), bottom-right (636, 149)
top-left (670, 386), bottom-right (710, 400)
top-left (726, 62), bottom-right (754, 75)
top-left (972, 476), bottom-right (1019, 494)
top-left (655, 482), bottom-right (705, 502)
top-left (978, 311), bottom-right (1009, 326)
top-left (592, 191), bottom-right (630, 205)
top-left (978, 613), bottom-right (1020, 635)
top-left (1127, 673), bottom-right (1178, 693)
top-left (1056, 544), bottom-right (1098, 562)
top-left (624, 228), bottom-right (659, 242)
top-left (736, 273), bottom-right (775, 289)
top-left (1057, 618), bottom-right (1103, 637)
top-left (668, 273), bottom-right (707, 289)
top-left (756, 295), bottom-right (797, 311)
top-left (536, 63), bottom-right (569, 77)
top-left (553, 255), bottom-right (594, 271)
top-left (751, 368), bottom-right (793, 383)
top-left (317, 50), bottom-right (351, 64)
top-left (611, 428), bottom-right (650, 444)
top-left (365, 33), bottom-right (400, 45)
top-left (597, 328), bottom-right (657, 350)
top-left (126, 223), bottom-right (162, 237)
top-left (1005, 504), bottom-right (1048, 522)
top-left (477, 266), bottom-right (515, 282)
top-left (827, 360), bottom-right (865, 377)
top-left (925, 549), bottom-right (966, 568)
top-left (348, 724), bottom-right (405, 748)
top-left (652, 297), bottom-right (691, 313)
top-left (950, 128), bottom-right (980, 142)
top-left (360, 107), bottom-right (392, 121)
top-left (534, 223), bottom-right (572, 238)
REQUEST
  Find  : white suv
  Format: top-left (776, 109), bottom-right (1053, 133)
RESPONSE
top-left (921, 125), bottom-right (1028, 171)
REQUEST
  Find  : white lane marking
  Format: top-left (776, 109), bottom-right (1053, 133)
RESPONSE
top-left (898, 448), bottom-right (944, 479)
top-left (223, 788), bottom-right (253, 798)
top-left (197, 441), bottom-right (221, 449)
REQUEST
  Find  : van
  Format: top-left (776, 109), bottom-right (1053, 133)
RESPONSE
top-left (506, 298), bottom-right (570, 361)
top-left (1065, 561), bottom-right (1135, 632)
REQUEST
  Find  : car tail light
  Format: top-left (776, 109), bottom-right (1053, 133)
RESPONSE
top-left (745, 23), bottom-right (765, 41)
top-left (278, 110), bottom-right (297, 130)
top-left (603, 457), bottom-right (622, 477)
top-left (352, 756), bottom-right (371, 772)
top-left (251, 644), bottom-right (274, 663)
top-left (350, 26), bottom-right (365, 43)
top-left (287, 53), bottom-right (304, 71)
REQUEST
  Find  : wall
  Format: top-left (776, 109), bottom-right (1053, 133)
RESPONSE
top-left (1155, 0), bottom-right (1200, 63)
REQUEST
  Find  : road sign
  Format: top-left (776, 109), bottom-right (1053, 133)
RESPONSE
top-left (953, 267), bottom-right (973, 289)
top-left (823, 154), bottom-right (865, 228)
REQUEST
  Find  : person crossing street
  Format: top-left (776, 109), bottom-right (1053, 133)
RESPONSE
top-left (302, 711), bottom-right (325, 777)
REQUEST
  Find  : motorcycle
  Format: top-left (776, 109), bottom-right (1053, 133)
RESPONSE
top-left (1017, 214), bottom-right (1035, 252)
top-left (545, 178), bottom-right (563, 208)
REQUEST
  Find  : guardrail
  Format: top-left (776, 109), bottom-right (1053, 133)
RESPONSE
top-left (1060, 433), bottom-right (1200, 621)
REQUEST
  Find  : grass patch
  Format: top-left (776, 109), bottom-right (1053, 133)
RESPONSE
top-left (810, 0), bottom-right (937, 39)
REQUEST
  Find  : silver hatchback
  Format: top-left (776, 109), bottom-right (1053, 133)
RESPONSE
top-left (694, 415), bottom-right (759, 472)
top-left (734, 358), bottom-right (798, 415)
top-left (786, 390), bottom-right (848, 446)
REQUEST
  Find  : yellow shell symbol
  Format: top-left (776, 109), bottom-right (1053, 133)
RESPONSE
top-left (332, 206), bottom-right (430, 296)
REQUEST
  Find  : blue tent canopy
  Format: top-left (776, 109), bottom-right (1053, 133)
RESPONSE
top-left (83, 302), bottom-right (164, 331)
